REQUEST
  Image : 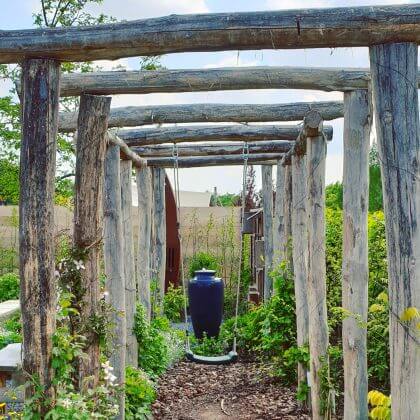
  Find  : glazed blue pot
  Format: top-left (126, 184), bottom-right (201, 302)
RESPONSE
top-left (188, 269), bottom-right (224, 339)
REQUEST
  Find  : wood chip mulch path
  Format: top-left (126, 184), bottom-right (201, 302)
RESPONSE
top-left (151, 360), bottom-right (310, 419)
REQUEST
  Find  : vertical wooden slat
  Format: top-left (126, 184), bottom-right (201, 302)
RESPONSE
top-left (104, 144), bottom-right (126, 418)
top-left (342, 90), bottom-right (370, 419)
top-left (261, 165), bottom-right (274, 301)
top-left (284, 163), bottom-right (293, 270)
top-left (120, 159), bottom-right (138, 367)
top-left (136, 167), bottom-right (153, 320)
top-left (73, 93), bottom-right (111, 388)
top-left (152, 168), bottom-right (167, 303)
top-left (19, 58), bottom-right (60, 412)
top-left (369, 42), bottom-right (420, 418)
top-left (291, 152), bottom-right (310, 393)
top-left (306, 133), bottom-right (330, 419)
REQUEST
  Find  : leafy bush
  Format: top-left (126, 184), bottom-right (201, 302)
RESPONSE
top-left (134, 304), bottom-right (184, 378)
top-left (188, 252), bottom-right (220, 278)
top-left (125, 366), bottom-right (156, 419)
top-left (163, 283), bottom-right (186, 322)
top-left (190, 333), bottom-right (228, 356)
top-left (0, 272), bottom-right (19, 302)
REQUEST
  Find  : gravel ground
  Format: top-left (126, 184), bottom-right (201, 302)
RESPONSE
top-left (152, 360), bottom-right (310, 420)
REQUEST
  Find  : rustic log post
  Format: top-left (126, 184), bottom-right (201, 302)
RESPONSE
top-left (261, 165), bottom-right (274, 301)
top-left (19, 58), bottom-right (60, 411)
top-left (136, 167), bottom-right (153, 320)
top-left (306, 117), bottom-right (330, 419)
top-left (152, 168), bottom-right (167, 304)
top-left (120, 160), bottom-right (138, 367)
top-left (273, 161), bottom-right (286, 266)
top-left (291, 152), bottom-right (310, 396)
top-left (283, 163), bottom-right (293, 271)
top-left (369, 42), bottom-right (420, 419)
top-left (342, 90), bottom-right (371, 419)
top-left (73, 94), bottom-right (111, 387)
top-left (104, 144), bottom-right (126, 418)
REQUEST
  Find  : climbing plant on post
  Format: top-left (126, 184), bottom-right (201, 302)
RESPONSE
top-left (73, 93), bottom-right (111, 388)
top-left (369, 42), bottom-right (420, 419)
top-left (19, 58), bottom-right (60, 414)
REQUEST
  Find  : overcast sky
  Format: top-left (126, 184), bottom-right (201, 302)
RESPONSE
top-left (1, 0), bottom-right (417, 193)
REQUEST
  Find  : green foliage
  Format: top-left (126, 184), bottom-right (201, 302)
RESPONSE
top-left (190, 333), bottom-right (228, 357)
top-left (325, 182), bottom-right (343, 210)
top-left (0, 272), bottom-right (19, 302)
top-left (188, 252), bottom-right (220, 278)
top-left (125, 366), bottom-right (156, 419)
top-left (0, 159), bottom-right (19, 204)
top-left (134, 304), bottom-right (184, 379)
top-left (0, 313), bottom-right (21, 350)
top-left (163, 284), bottom-right (186, 322)
top-left (211, 192), bottom-right (240, 207)
top-left (369, 144), bottom-right (383, 212)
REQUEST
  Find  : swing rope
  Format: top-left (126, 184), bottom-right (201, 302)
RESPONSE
top-left (172, 142), bottom-right (248, 361)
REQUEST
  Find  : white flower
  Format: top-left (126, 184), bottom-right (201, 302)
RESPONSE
top-left (61, 398), bottom-right (72, 409)
top-left (74, 260), bottom-right (85, 270)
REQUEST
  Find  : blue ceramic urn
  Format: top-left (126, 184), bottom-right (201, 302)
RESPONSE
top-left (188, 269), bottom-right (224, 339)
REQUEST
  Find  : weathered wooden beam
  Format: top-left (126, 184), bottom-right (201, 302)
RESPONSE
top-left (306, 127), bottom-right (330, 419)
top-left (273, 161), bottom-right (286, 264)
top-left (146, 153), bottom-right (282, 168)
top-left (55, 67), bottom-right (420, 97)
top-left (136, 167), bottom-right (153, 320)
top-left (370, 42), bottom-right (420, 419)
top-left (119, 124), bottom-right (333, 147)
top-left (107, 131), bottom-right (147, 168)
top-left (103, 144), bottom-right (126, 418)
top-left (19, 58), bottom-right (60, 413)
top-left (151, 168), bottom-right (166, 304)
top-left (120, 160), bottom-right (138, 368)
top-left (342, 89), bottom-right (370, 419)
top-left (133, 141), bottom-right (293, 157)
top-left (73, 93), bottom-right (111, 388)
top-left (1, 5), bottom-right (419, 63)
top-left (59, 101), bottom-right (344, 131)
top-left (261, 165), bottom-right (274, 301)
top-left (291, 152), bottom-right (310, 398)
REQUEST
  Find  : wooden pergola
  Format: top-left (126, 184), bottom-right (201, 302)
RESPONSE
top-left (3, 4), bottom-right (419, 419)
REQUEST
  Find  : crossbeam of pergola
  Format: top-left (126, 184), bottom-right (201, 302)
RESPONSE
top-left (59, 101), bottom-right (343, 132)
top-left (1, 5), bottom-right (419, 63)
top-left (117, 124), bottom-right (333, 146)
top-left (57, 67), bottom-right (420, 96)
top-left (132, 140), bottom-right (292, 157)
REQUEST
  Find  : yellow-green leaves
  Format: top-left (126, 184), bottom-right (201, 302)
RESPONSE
top-left (400, 307), bottom-right (420, 322)
top-left (368, 390), bottom-right (391, 420)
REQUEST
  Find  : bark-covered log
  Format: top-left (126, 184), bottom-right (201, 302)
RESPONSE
top-left (291, 153), bottom-right (309, 395)
top-left (342, 90), bottom-right (370, 419)
top-left (261, 165), bottom-right (274, 301)
top-left (73, 93), bottom-right (111, 388)
top-left (370, 42), bottom-right (420, 419)
top-left (1, 5), bottom-right (419, 63)
top-left (19, 58), bottom-right (60, 412)
top-left (103, 145), bottom-right (126, 418)
top-left (58, 101), bottom-right (344, 131)
top-left (151, 169), bottom-right (166, 303)
top-left (136, 167), bottom-right (153, 320)
top-left (119, 124), bottom-right (333, 147)
top-left (134, 141), bottom-right (293, 157)
top-left (306, 132), bottom-right (330, 419)
top-left (146, 153), bottom-right (283, 168)
top-left (120, 160), bottom-right (138, 368)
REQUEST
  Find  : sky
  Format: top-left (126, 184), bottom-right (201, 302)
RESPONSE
top-left (0, 0), bottom-right (417, 194)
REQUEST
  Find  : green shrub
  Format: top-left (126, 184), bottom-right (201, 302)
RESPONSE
top-left (163, 283), bottom-right (186, 322)
top-left (134, 304), bottom-right (184, 378)
top-left (190, 333), bottom-right (229, 356)
top-left (188, 252), bottom-right (219, 278)
top-left (0, 272), bottom-right (19, 302)
top-left (125, 366), bottom-right (156, 419)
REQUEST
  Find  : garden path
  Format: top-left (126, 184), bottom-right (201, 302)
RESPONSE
top-left (152, 360), bottom-right (310, 419)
